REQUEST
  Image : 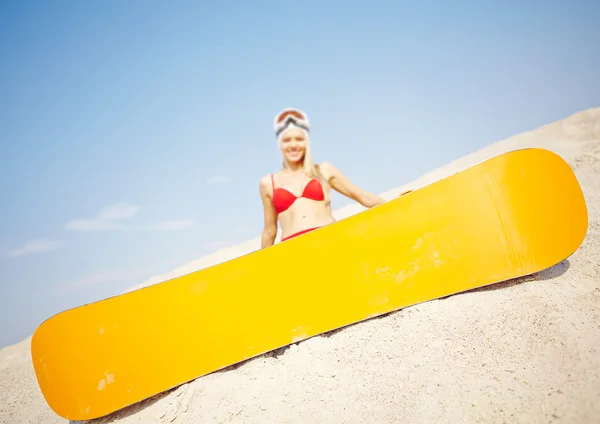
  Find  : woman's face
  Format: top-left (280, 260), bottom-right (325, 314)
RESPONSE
top-left (279, 127), bottom-right (307, 164)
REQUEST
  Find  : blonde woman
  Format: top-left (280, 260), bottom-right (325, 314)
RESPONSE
top-left (260, 108), bottom-right (385, 248)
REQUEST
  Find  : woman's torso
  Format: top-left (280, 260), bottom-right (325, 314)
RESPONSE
top-left (271, 170), bottom-right (336, 239)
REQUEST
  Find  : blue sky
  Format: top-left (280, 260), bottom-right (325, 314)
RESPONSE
top-left (1, 0), bottom-right (599, 348)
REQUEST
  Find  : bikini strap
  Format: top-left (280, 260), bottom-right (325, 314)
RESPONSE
top-left (271, 173), bottom-right (275, 192)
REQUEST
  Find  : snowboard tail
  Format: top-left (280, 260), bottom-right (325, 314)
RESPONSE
top-left (31, 148), bottom-right (588, 420)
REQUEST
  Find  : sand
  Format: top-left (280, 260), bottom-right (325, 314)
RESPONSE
top-left (1, 107), bottom-right (599, 424)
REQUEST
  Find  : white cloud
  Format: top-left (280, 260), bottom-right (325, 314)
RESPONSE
top-left (206, 175), bottom-right (231, 184)
top-left (65, 202), bottom-right (196, 233)
top-left (57, 267), bottom-right (154, 293)
top-left (64, 220), bottom-right (124, 231)
top-left (56, 257), bottom-right (187, 293)
top-left (97, 203), bottom-right (139, 220)
top-left (65, 202), bottom-right (138, 231)
top-left (9, 239), bottom-right (63, 258)
top-left (154, 219), bottom-right (196, 230)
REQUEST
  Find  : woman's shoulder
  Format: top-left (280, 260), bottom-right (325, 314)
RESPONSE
top-left (259, 171), bottom-right (280, 191)
top-left (316, 161), bottom-right (338, 179)
top-left (316, 161), bottom-right (332, 171)
top-left (259, 173), bottom-right (272, 186)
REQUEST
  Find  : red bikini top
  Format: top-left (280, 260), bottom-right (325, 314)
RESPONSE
top-left (271, 174), bottom-right (325, 215)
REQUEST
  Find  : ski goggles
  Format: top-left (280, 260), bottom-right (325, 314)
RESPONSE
top-left (274, 108), bottom-right (310, 138)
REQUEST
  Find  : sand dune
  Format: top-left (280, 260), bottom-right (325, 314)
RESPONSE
top-left (1, 107), bottom-right (599, 423)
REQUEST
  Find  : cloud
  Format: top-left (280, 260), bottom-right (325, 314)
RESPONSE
top-left (65, 202), bottom-right (196, 232)
top-left (65, 202), bottom-right (139, 231)
top-left (55, 257), bottom-right (186, 293)
top-left (64, 220), bottom-right (125, 231)
top-left (97, 203), bottom-right (139, 220)
top-left (154, 219), bottom-right (196, 230)
top-left (9, 239), bottom-right (63, 258)
top-left (206, 175), bottom-right (231, 184)
top-left (57, 267), bottom-right (155, 293)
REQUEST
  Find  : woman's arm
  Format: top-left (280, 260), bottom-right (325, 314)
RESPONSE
top-left (321, 162), bottom-right (385, 208)
top-left (259, 176), bottom-right (278, 249)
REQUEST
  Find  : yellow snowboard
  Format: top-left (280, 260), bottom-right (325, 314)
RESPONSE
top-left (31, 148), bottom-right (588, 420)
